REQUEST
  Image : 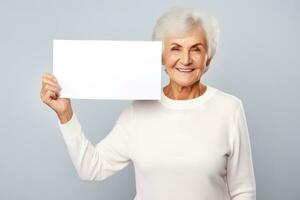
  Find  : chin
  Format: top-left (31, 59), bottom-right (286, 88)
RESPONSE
top-left (172, 78), bottom-right (198, 87)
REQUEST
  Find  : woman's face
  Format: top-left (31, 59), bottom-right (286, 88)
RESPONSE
top-left (162, 27), bottom-right (210, 87)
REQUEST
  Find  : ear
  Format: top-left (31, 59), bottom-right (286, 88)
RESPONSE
top-left (206, 57), bottom-right (212, 67)
top-left (161, 53), bottom-right (165, 65)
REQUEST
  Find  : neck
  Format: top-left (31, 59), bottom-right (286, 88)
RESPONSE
top-left (163, 80), bottom-right (207, 100)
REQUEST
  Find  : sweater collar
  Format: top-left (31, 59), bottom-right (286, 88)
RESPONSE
top-left (160, 84), bottom-right (218, 109)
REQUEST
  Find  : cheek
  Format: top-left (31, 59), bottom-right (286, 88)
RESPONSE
top-left (193, 54), bottom-right (206, 65)
top-left (165, 54), bottom-right (179, 67)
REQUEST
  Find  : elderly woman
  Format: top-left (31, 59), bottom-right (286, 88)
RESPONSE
top-left (40, 8), bottom-right (256, 200)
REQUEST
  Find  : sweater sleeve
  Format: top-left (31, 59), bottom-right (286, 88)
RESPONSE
top-left (57, 103), bottom-right (133, 181)
top-left (227, 100), bottom-right (256, 200)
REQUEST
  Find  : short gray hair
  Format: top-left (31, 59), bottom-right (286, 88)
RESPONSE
top-left (152, 7), bottom-right (220, 62)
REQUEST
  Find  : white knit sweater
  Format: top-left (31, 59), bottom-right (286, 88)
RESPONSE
top-left (58, 84), bottom-right (256, 200)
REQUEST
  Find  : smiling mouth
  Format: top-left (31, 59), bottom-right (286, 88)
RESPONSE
top-left (176, 68), bottom-right (195, 73)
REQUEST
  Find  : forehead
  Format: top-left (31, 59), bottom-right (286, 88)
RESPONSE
top-left (164, 27), bottom-right (207, 46)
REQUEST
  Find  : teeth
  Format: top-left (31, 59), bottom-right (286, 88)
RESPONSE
top-left (177, 68), bottom-right (193, 72)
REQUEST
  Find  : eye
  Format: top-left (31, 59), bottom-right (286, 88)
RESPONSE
top-left (171, 47), bottom-right (180, 51)
top-left (191, 47), bottom-right (201, 52)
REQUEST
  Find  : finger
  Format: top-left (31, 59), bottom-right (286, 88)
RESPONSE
top-left (46, 90), bottom-right (57, 101)
top-left (42, 72), bottom-right (54, 79)
top-left (42, 73), bottom-right (58, 83)
top-left (41, 90), bottom-right (56, 104)
top-left (43, 84), bottom-right (61, 96)
top-left (41, 83), bottom-right (60, 97)
top-left (42, 78), bottom-right (62, 89)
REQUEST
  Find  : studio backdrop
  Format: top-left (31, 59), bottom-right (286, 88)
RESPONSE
top-left (0, 0), bottom-right (299, 200)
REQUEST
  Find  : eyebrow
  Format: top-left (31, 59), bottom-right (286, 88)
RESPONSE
top-left (170, 42), bottom-right (205, 48)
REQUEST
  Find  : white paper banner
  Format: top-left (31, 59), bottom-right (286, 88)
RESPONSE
top-left (53, 39), bottom-right (162, 100)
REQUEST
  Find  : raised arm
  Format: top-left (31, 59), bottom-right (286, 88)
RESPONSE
top-left (58, 103), bottom-right (133, 181)
top-left (40, 72), bottom-right (132, 181)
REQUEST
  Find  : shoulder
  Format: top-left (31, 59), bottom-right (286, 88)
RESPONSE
top-left (211, 86), bottom-right (243, 114)
top-left (215, 87), bottom-right (242, 105)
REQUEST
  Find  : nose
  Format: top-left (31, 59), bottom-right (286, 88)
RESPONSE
top-left (180, 50), bottom-right (192, 66)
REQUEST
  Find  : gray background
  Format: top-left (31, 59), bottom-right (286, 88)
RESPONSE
top-left (0, 0), bottom-right (299, 199)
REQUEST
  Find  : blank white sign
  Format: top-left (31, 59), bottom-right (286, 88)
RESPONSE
top-left (53, 40), bottom-right (162, 100)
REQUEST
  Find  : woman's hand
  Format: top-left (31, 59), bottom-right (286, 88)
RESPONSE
top-left (40, 72), bottom-right (73, 124)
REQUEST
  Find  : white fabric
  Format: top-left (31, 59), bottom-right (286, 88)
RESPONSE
top-left (58, 84), bottom-right (256, 200)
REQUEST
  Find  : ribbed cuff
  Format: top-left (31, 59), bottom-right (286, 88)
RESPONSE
top-left (57, 112), bottom-right (82, 139)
